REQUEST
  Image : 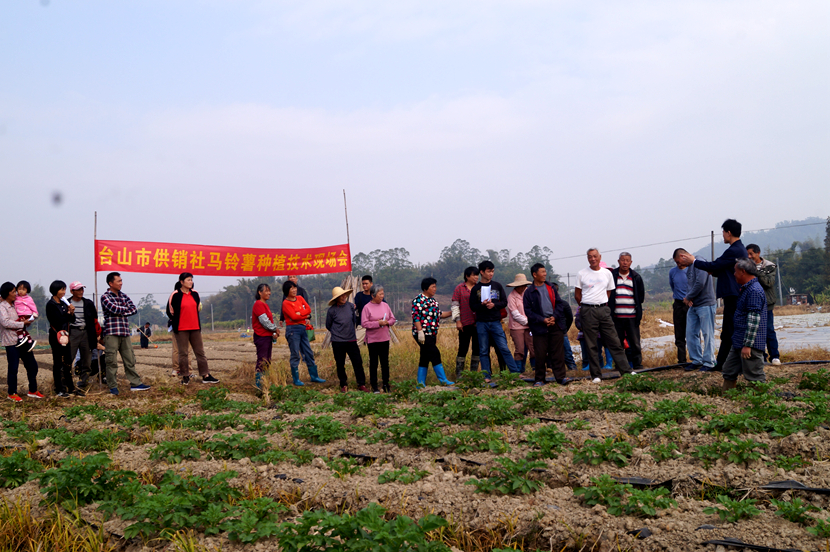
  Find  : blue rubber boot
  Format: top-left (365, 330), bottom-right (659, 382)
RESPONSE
top-left (433, 364), bottom-right (455, 386)
top-left (291, 366), bottom-right (304, 386)
top-left (255, 372), bottom-right (263, 389)
top-left (308, 365), bottom-right (326, 383)
top-left (416, 366), bottom-right (428, 388)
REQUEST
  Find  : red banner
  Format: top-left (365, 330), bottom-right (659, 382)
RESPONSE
top-left (94, 240), bottom-right (351, 277)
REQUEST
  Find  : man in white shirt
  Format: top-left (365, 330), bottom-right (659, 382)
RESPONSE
top-left (574, 249), bottom-right (635, 383)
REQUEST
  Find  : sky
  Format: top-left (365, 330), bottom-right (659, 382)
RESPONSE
top-left (1, 0), bottom-right (828, 301)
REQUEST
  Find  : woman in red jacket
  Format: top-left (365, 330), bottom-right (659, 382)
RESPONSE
top-left (282, 280), bottom-right (325, 386)
top-left (167, 273), bottom-right (219, 385)
top-left (252, 283), bottom-right (279, 389)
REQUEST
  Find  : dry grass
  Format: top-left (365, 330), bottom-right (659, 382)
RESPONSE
top-left (780, 345), bottom-right (830, 362)
top-left (0, 499), bottom-right (115, 552)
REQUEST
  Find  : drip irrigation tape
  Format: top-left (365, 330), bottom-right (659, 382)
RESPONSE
top-left (627, 528), bottom-right (652, 539)
top-left (760, 480), bottom-right (830, 495)
top-left (613, 477), bottom-right (673, 490)
top-left (702, 537), bottom-right (806, 552)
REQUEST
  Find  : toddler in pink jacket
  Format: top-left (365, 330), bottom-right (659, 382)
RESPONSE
top-left (13, 281), bottom-right (38, 351)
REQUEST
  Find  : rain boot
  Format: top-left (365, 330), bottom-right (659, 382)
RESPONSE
top-left (530, 357), bottom-right (536, 369)
top-left (308, 365), bottom-right (326, 383)
top-left (433, 364), bottom-right (455, 386)
top-left (455, 356), bottom-right (465, 378)
top-left (255, 372), bottom-right (263, 389)
top-left (291, 366), bottom-right (304, 386)
top-left (470, 356), bottom-right (480, 372)
top-left (518, 357), bottom-right (526, 373)
top-left (416, 366), bottom-right (428, 388)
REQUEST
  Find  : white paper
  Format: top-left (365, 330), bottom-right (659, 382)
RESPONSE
top-left (382, 312), bottom-right (387, 321)
top-left (481, 285), bottom-right (492, 302)
top-left (27, 315), bottom-right (35, 321)
top-left (61, 297), bottom-right (71, 306)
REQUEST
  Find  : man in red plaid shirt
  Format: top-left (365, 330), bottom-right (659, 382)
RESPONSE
top-left (101, 272), bottom-right (150, 395)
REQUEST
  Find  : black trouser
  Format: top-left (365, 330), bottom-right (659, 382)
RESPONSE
top-left (613, 317), bottom-right (642, 368)
top-left (69, 327), bottom-right (92, 382)
top-left (331, 341), bottom-right (366, 387)
top-left (457, 324), bottom-right (479, 359)
top-left (579, 304), bottom-right (632, 379)
top-left (672, 299), bottom-right (688, 363)
top-left (367, 341), bottom-right (390, 390)
top-left (532, 326), bottom-right (566, 383)
top-left (5, 345), bottom-right (38, 396)
top-left (716, 296), bottom-right (738, 371)
top-left (49, 332), bottom-right (76, 394)
top-left (415, 334), bottom-right (442, 368)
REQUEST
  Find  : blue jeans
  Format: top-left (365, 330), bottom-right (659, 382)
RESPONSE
top-left (476, 321), bottom-right (518, 377)
top-left (686, 305), bottom-right (716, 368)
top-left (765, 310), bottom-right (780, 360)
top-left (286, 325), bottom-right (317, 373)
top-left (563, 338), bottom-right (576, 369)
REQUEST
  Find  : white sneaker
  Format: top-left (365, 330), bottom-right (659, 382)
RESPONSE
top-left (771, 358), bottom-right (781, 366)
top-left (591, 377), bottom-right (602, 384)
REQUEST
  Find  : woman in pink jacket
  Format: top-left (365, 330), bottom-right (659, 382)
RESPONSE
top-left (359, 285), bottom-right (396, 393)
top-left (506, 274), bottom-right (534, 373)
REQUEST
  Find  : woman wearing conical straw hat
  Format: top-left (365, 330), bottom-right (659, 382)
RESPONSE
top-left (326, 287), bottom-right (368, 393)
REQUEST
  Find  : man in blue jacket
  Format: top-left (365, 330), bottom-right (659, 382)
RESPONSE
top-left (678, 219), bottom-right (747, 372)
top-left (523, 263), bottom-right (571, 386)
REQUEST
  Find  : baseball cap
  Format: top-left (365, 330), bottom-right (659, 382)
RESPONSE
top-left (69, 281), bottom-right (85, 291)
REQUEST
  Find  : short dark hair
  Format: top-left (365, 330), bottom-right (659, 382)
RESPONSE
top-left (106, 272), bottom-right (121, 285)
top-left (144, 322), bottom-right (150, 326)
top-left (746, 243), bottom-right (760, 254)
top-left (421, 277), bottom-right (437, 291)
top-left (361, 275), bottom-right (373, 283)
top-left (179, 272), bottom-right (194, 282)
top-left (530, 263), bottom-right (545, 276)
top-left (255, 283), bottom-right (271, 301)
top-left (478, 260), bottom-right (494, 272)
top-left (722, 219), bottom-right (742, 237)
top-left (282, 280), bottom-right (297, 296)
top-left (0, 282), bottom-right (15, 299)
top-left (463, 266), bottom-right (479, 280)
top-left (16, 281), bottom-right (31, 293)
top-left (49, 280), bottom-right (67, 296)
top-left (672, 248), bottom-right (688, 260)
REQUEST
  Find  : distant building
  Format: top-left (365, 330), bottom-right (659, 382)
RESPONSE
top-left (786, 293), bottom-right (810, 305)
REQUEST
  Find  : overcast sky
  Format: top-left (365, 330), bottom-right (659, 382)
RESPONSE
top-left (1, 1), bottom-right (828, 300)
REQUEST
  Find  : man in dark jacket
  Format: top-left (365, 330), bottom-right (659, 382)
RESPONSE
top-left (67, 281), bottom-right (99, 389)
top-left (524, 263), bottom-right (571, 386)
top-left (608, 252), bottom-right (646, 370)
top-left (469, 260), bottom-right (519, 382)
top-left (678, 219), bottom-right (748, 372)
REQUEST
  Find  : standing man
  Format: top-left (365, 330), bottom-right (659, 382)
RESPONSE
top-left (139, 322), bottom-right (152, 348)
top-left (746, 244), bottom-right (780, 365)
top-left (722, 259), bottom-right (767, 390)
top-left (680, 252), bottom-right (717, 371)
top-left (678, 219), bottom-right (747, 372)
top-left (67, 282), bottom-right (98, 389)
top-left (279, 275), bottom-right (308, 325)
top-left (609, 252), bottom-right (645, 371)
top-left (469, 260), bottom-right (520, 385)
top-left (524, 263), bottom-right (571, 386)
top-left (451, 266), bottom-right (480, 376)
top-left (575, 249), bottom-right (635, 383)
top-left (670, 249), bottom-right (689, 364)
top-left (101, 272), bottom-right (150, 395)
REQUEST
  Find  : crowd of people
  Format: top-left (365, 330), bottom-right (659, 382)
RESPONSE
top-left (1, 218), bottom-right (780, 401)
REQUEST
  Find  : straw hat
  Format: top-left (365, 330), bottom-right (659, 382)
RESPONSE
top-left (506, 274), bottom-right (533, 287)
top-left (328, 286), bottom-right (353, 306)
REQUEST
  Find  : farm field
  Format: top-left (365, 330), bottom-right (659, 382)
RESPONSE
top-left (2, 313), bottom-right (830, 552)
top-left (4, 361), bottom-right (830, 550)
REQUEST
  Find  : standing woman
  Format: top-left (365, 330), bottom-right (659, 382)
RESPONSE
top-left (506, 274), bottom-right (535, 372)
top-left (360, 285), bottom-right (397, 393)
top-left (326, 286), bottom-right (368, 393)
top-left (46, 280), bottom-right (79, 397)
top-left (167, 272), bottom-right (219, 385)
top-left (451, 266), bottom-right (480, 377)
top-left (282, 280), bottom-right (325, 386)
top-left (1, 282), bottom-right (41, 402)
top-left (412, 278), bottom-right (454, 387)
top-left (251, 283), bottom-right (280, 389)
